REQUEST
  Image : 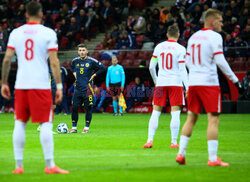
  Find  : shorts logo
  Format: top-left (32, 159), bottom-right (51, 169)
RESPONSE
top-left (86, 63), bottom-right (89, 67)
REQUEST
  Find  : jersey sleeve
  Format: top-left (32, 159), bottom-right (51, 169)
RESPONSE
top-left (120, 66), bottom-right (125, 87)
top-left (92, 58), bottom-right (106, 76)
top-left (151, 45), bottom-right (158, 62)
top-left (177, 47), bottom-right (186, 63)
top-left (211, 33), bottom-right (223, 56)
top-left (177, 47), bottom-right (188, 89)
top-left (47, 30), bottom-right (58, 51)
top-left (62, 66), bottom-right (68, 76)
top-left (7, 30), bottom-right (16, 50)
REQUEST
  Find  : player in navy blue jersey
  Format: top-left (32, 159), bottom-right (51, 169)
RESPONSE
top-left (69, 44), bottom-right (106, 133)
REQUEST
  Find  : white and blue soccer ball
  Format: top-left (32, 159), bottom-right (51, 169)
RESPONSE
top-left (57, 123), bottom-right (68, 133)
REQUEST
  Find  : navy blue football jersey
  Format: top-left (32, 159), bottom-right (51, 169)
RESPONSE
top-left (70, 56), bottom-right (106, 92)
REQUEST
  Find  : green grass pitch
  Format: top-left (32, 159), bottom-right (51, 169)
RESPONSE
top-left (0, 113), bottom-right (249, 182)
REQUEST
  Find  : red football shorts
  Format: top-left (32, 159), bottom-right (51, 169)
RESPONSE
top-left (15, 89), bottom-right (53, 123)
top-left (153, 86), bottom-right (185, 107)
top-left (188, 86), bottom-right (221, 114)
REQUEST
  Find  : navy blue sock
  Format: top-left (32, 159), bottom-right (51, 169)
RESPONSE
top-left (71, 105), bottom-right (78, 128)
top-left (85, 108), bottom-right (92, 127)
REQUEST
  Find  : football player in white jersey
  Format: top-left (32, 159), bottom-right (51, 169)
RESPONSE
top-left (142, 25), bottom-right (188, 149)
top-left (1, 2), bottom-right (69, 174)
top-left (176, 9), bottom-right (242, 166)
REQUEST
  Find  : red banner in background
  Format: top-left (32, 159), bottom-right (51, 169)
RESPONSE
top-left (225, 72), bottom-right (246, 101)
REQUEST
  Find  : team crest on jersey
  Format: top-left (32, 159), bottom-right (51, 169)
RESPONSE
top-left (86, 63), bottom-right (89, 67)
top-left (116, 71), bottom-right (119, 74)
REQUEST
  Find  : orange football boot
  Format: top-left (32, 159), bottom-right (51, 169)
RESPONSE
top-left (12, 166), bottom-right (24, 174)
top-left (176, 154), bottom-right (186, 165)
top-left (207, 157), bottom-right (229, 167)
top-left (170, 143), bottom-right (179, 148)
top-left (44, 165), bottom-right (69, 174)
top-left (142, 141), bottom-right (153, 148)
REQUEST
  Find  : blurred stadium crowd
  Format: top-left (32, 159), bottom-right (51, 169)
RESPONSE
top-left (0, 0), bottom-right (248, 52)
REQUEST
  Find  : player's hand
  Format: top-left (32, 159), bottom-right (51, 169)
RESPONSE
top-left (89, 74), bottom-right (96, 82)
top-left (107, 87), bottom-right (110, 92)
top-left (235, 82), bottom-right (243, 94)
top-left (121, 86), bottom-right (124, 92)
top-left (55, 89), bottom-right (63, 104)
top-left (1, 84), bottom-right (11, 100)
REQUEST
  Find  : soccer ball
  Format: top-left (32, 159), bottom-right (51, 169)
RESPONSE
top-left (57, 123), bottom-right (68, 133)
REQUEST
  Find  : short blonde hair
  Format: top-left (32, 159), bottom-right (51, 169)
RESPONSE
top-left (204, 9), bottom-right (223, 22)
top-left (167, 24), bottom-right (179, 38)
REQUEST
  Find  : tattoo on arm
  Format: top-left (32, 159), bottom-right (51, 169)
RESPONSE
top-left (1, 49), bottom-right (14, 84)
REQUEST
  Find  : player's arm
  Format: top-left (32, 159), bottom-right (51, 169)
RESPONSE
top-left (49, 51), bottom-right (63, 104)
top-left (1, 48), bottom-right (15, 99)
top-left (214, 53), bottom-right (239, 84)
top-left (178, 62), bottom-right (188, 89)
top-left (106, 67), bottom-right (110, 92)
top-left (149, 56), bottom-right (158, 85)
top-left (89, 60), bottom-right (106, 81)
top-left (212, 34), bottom-right (241, 91)
top-left (121, 66), bottom-right (125, 92)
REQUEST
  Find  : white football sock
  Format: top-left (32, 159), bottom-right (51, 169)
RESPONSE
top-left (208, 140), bottom-right (218, 162)
top-left (178, 135), bottom-right (190, 157)
top-left (170, 110), bottom-right (181, 145)
top-left (147, 110), bottom-right (161, 142)
top-left (40, 122), bottom-right (55, 168)
top-left (84, 126), bottom-right (89, 130)
top-left (13, 120), bottom-right (27, 168)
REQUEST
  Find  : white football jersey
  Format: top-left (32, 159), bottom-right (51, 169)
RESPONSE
top-left (186, 28), bottom-right (223, 86)
top-left (152, 40), bottom-right (186, 86)
top-left (7, 22), bottom-right (58, 89)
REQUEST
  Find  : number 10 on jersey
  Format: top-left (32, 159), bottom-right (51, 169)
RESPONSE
top-left (160, 52), bottom-right (173, 70)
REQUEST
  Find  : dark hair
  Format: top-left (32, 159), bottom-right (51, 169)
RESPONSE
top-left (77, 43), bottom-right (87, 49)
top-left (167, 24), bottom-right (179, 38)
top-left (26, 1), bottom-right (42, 17)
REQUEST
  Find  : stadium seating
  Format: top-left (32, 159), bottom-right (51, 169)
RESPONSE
top-left (59, 37), bottom-right (68, 50)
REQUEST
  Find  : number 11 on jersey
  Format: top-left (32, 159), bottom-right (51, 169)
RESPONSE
top-left (191, 44), bottom-right (201, 65)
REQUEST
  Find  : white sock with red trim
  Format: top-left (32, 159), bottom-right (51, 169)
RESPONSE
top-left (178, 135), bottom-right (190, 157)
top-left (147, 110), bottom-right (161, 142)
top-left (170, 110), bottom-right (181, 145)
top-left (13, 120), bottom-right (27, 168)
top-left (40, 122), bottom-right (55, 168)
top-left (208, 140), bottom-right (218, 162)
